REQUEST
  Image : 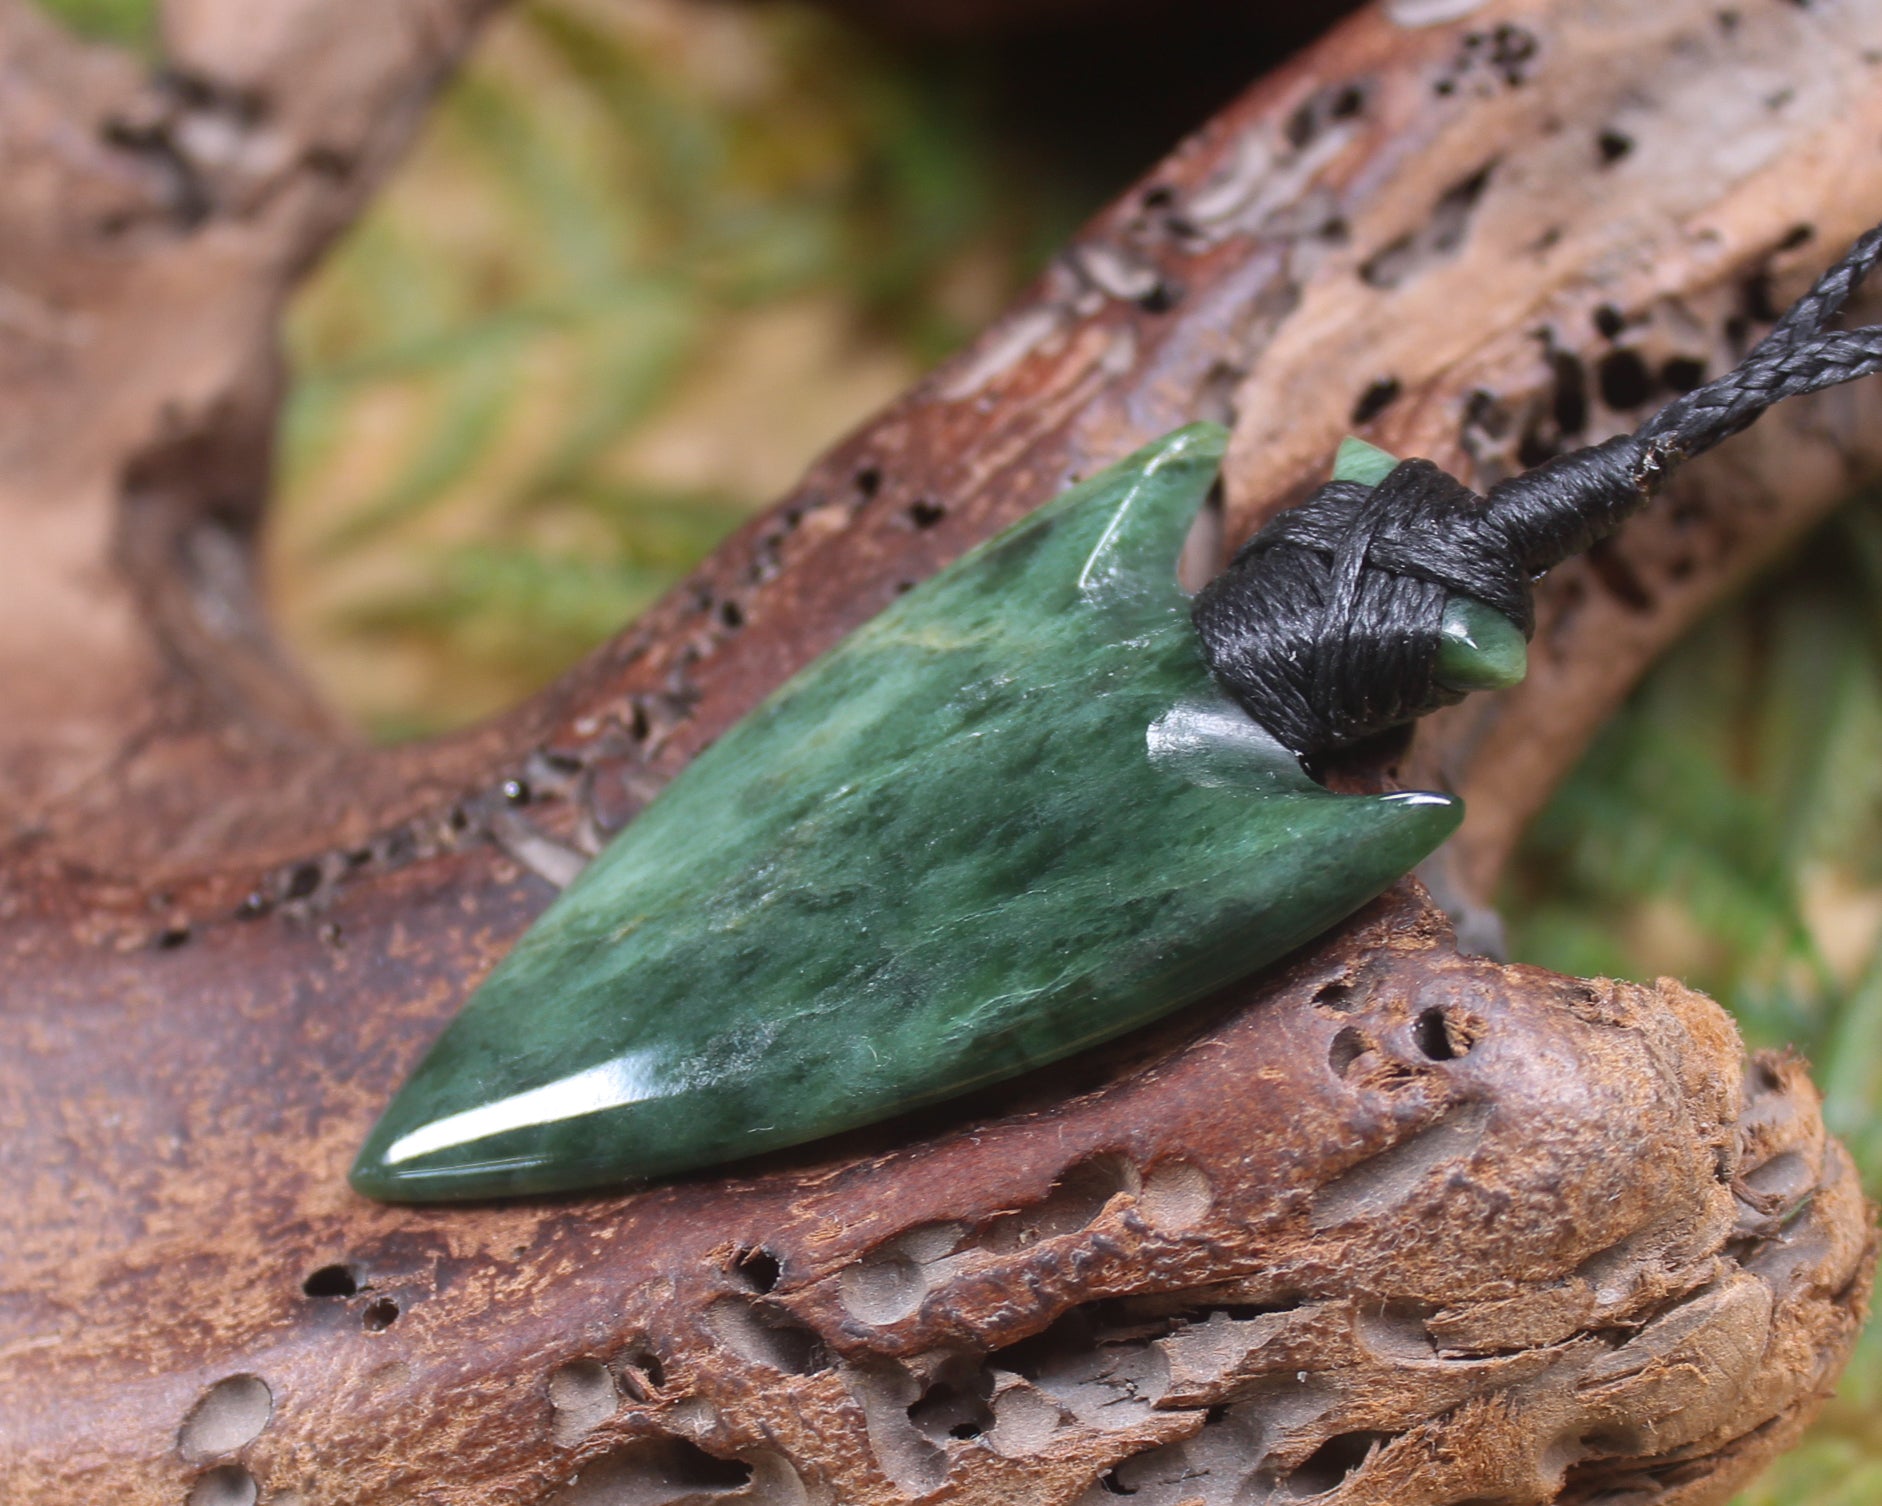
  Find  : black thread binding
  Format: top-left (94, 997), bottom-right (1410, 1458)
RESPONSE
top-left (1194, 223), bottom-right (1882, 759)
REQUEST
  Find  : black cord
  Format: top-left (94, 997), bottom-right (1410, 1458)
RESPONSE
top-left (1194, 222), bottom-right (1882, 760)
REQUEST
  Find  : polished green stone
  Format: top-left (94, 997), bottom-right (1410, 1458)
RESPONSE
top-left (352, 425), bottom-right (1462, 1201)
top-left (1436, 595), bottom-right (1528, 692)
top-left (1333, 434), bottom-right (1401, 487)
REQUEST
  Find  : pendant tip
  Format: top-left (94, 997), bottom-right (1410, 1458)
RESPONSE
top-left (1333, 435), bottom-right (1400, 486)
top-left (1332, 786), bottom-right (1463, 886)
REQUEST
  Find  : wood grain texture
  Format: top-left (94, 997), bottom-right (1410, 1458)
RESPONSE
top-left (0, 0), bottom-right (1876, 1501)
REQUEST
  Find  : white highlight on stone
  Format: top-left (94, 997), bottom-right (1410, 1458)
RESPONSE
top-left (385, 1051), bottom-right (670, 1164)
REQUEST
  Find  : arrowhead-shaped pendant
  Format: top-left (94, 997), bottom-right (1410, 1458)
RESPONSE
top-left (352, 425), bottom-right (1461, 1201)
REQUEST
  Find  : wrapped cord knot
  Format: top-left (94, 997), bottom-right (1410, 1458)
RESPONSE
top-left (1196, 221), bottom-right (1882, 759)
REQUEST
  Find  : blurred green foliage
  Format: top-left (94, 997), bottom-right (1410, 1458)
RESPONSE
top-left (26, 0), bottom-right (1882, 1495)
top-left (276, 0), bottom-right (1081, 731)
top-left (36, 0), bottom-right (150, 48)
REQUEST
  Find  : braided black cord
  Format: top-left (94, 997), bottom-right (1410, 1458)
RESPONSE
top-left (1194, 223), bottom-right (1882, 759)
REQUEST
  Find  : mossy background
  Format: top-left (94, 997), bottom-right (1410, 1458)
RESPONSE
top-left (274, 1), bottom-right (1090, 735)
top-left (42, 0), bottom-right (1882, 1497)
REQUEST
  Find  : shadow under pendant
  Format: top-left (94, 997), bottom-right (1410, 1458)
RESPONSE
top-left (352, 424), bottom-right (1461, 1201)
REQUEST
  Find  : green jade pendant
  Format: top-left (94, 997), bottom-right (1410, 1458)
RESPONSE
top-left (354, 425), bottom-right (1513, 1202)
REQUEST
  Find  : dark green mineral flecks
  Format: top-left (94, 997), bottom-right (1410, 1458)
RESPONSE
top-left (352, 425), bottom-right (1462, 1201)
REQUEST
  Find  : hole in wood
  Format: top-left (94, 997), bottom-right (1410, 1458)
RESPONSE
top-left (1596, 128), bottom-right (1633, 164)
top-left (730, 1246), bottom-right (781, 1294)
top-left (616, 1345), bottom-right (666, 1402)
top-left (301, 1264), bottom-right (356, 1298)
top-left (1413, 1007), bottom-right (1473, 1060)
top-left (554, 1437), bottom-right (755, 1502)
top-left (178, 1375), bottom-right (272, 1461)
top-left (706, 1297), bottom-right (830, 1376)
top-left (1351, 376), bottom-right (1401, 424)
top-left (187, 1465), bottom-right (259, 1506)
top-left (1597, 348), bottom-right (1654, 408)
top-left (548, 1358), bottom-right (618, 1446)
top-left (981, 1153), bottom-right (1139, 1252)
top-left (1140, 1161), bottom-right (1213, 1228)
top-left (1282, 1430), bottom-right (1393, 1495)
top-left (907, 1379), bottom-right (995, 1444)
top-left (362, 1297), bottom-right (400, 1332)
top-left (1328, 1026), bottom-right (1369, 1077)
top-left (1313, 1103), bottom-right (1493, 1227)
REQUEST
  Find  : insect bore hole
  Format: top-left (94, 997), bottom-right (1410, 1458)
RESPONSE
top-left (1413, 1007), bottom-right (1475, 1061)
top-left (302, 1263), bottom-right (357, 1298)
top-left (731, 1246), bottom-right (782, 1293)
top-left (362, 1297), bottom-right (401, 1332)
top-left (1351, 376), bottom-right (1401, 425)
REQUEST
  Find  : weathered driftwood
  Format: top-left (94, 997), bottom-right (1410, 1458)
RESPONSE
top-left (0, 0), bottom-right (1876, 1502)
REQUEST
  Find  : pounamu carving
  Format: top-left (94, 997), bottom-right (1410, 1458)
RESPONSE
top-left (353, 427), bottom-right (1462, 1200)
top-left (0, 0), bottom-right (1874, 1503)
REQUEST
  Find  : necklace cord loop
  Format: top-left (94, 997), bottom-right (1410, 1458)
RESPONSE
top-left (1195, 222), bottom-right (1882, 759)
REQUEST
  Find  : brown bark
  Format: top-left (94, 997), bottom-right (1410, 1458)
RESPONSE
top-left (0, 1), bottom-right (1875, 1503)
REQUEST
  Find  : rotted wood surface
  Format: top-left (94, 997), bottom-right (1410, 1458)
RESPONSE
top-left (0, 0), bottom-right (1876, 1502)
